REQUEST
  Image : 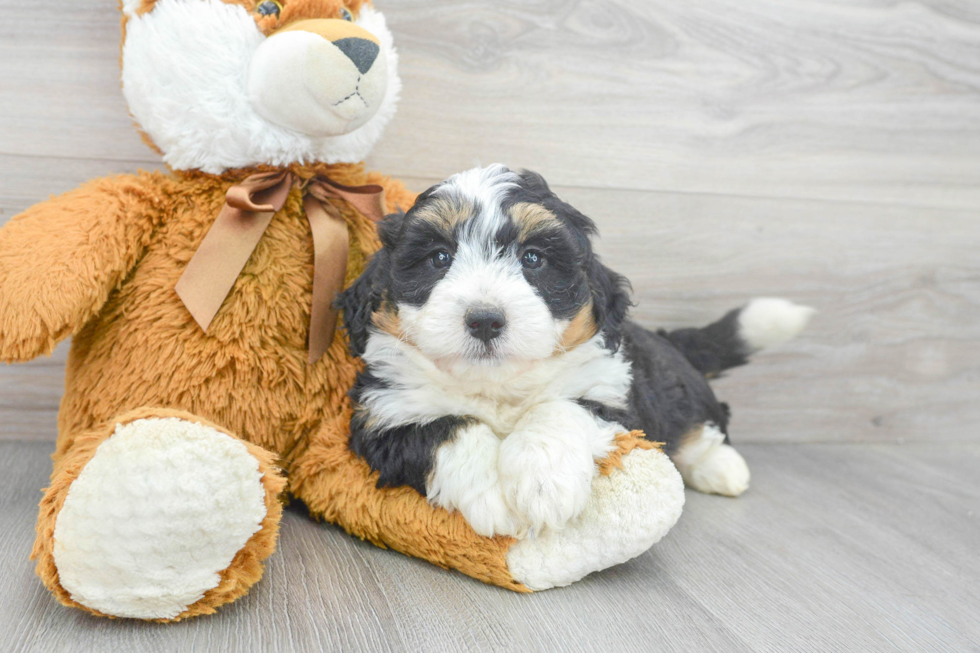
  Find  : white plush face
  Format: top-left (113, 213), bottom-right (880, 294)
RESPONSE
top-left (121, 0), bottom-right (400, 172)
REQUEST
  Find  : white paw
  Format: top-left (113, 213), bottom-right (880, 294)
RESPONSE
top-left (498, 427), bottom-right (595, 533)
top-left (507, 447), bottom-right (685, 590)
top-left (456, 484), bottom-right (527, 539)
top-left (53, 418), bottom-right (268, 620)
top-left (738, 297), bottom-right (815, 351)
top-left (427, 423), bottom-right (527, 538)
top-left (683, 443), bottom-right (751, 497)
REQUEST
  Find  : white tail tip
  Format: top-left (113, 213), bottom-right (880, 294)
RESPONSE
top-left (738, 298), bottom-right (815, 351)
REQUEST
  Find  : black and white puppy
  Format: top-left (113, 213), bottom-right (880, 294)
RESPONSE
top-left (339, 164), bottom-right (813, 538)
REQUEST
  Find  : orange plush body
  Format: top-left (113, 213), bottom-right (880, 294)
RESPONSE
top-left (1, 0), bottom-right (685, 621)
top-left (11, 162), bottom-right (532, 617)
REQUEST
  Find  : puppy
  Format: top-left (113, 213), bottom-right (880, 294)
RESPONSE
top-left (338, 164), bottom-right (813, 538)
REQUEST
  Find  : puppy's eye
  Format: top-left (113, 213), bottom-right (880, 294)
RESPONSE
top-left (431, 250), bottom-right (453, 269)
top-left (521, 250), bottom-right (544, 270)
top-left (340, 7), bottom-right (353, 21)
top-left (256, 0), bottom-right (281, 17)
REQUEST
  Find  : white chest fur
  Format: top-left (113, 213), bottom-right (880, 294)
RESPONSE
top-left (359, 332), bottom-right (633, 436)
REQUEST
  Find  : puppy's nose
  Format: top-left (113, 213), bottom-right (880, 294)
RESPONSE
top-left (333, 37), bottom-right (380, 74)
top-left (465, 306), bottom-right (506, 343)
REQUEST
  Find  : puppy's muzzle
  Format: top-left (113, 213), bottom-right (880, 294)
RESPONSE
top-left (465, 306), bottom-right (506, 344)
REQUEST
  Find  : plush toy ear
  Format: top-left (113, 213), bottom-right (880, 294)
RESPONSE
top-left (337, 212), bottom-right (404, 357)
top-left (588, 256), bottom-right (633, 351)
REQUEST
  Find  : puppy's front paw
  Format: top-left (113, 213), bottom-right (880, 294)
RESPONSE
top-left (427, 422), bottom-right (527, 538)
top-left (456, 485), bottom-right (527, 539)
top-left (498, 429), bottom-right (595, 533)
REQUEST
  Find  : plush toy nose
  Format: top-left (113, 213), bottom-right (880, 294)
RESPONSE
top-left (465, 306), bottom-right (507, 344)
top-left (275, 18), bottom-right (381, 74)
top-left (332, 38), bottom-right (379, 74)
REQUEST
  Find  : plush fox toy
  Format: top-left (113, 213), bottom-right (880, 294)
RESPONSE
top-left (0, 0), bottom-right (685, 621)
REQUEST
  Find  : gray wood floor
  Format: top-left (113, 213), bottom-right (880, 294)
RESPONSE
top-left (2, 441), bottom-right (978, 652)
top-left (1, 0), bottom-right (978, 651)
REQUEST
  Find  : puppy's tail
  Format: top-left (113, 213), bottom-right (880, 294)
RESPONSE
top-left (658, 298), bottom-right (815, 378)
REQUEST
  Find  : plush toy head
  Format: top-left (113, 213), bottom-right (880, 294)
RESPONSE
top-left (120, 0), bottom-right (400, 172)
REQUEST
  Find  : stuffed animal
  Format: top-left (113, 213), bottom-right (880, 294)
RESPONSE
top-left (0, 0), bottom-right (690, 622)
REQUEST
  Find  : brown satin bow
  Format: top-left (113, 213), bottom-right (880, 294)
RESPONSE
top-left (174, 170), bottom-right (386, 364)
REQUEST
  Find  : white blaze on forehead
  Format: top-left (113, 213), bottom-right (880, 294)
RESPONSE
top-left (121, 0), bottom-right (400, 172)
top-left (435, 164), bottom-right (520, 206)
top-left (433, 164), bottom-right (520, 245)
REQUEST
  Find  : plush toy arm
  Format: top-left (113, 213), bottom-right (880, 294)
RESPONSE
top-left (0, 173), bottom-right (167, 362)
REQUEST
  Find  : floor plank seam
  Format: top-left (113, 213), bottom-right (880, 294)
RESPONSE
top-left (3, 152), bottom-right (976, 215)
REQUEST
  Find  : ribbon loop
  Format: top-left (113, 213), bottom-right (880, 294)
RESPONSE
top-left (307, 176), bottom-right (387, 224)
top-left (225, 170), bottom-right (293, 212)
top-left (175, 170), bottom-right (388, 364)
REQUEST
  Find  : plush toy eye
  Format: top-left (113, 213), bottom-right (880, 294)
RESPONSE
top-left (340, 7), bottom-right (353, 21)
top-left (521, 250), bottom-right (543, 269)
top-left (256, 0), bottom-right (281, 17)
top-left (431, 250), bottom-right (453, 269)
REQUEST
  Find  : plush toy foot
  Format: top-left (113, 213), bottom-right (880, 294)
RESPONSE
top-left (33, 408), bottom-right (285, 621)
top-left (506, 435), bottom-right (685, 590)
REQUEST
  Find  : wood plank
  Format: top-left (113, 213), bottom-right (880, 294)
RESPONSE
top-left (0, 0), bottom-right (153, 163)
top-left (2, 441), bottom-right (978, 651)
top-left (376, 0), bottom-right (980, 209)
top-left (0, 343), bottom-right (65, 442)
top-left (564, 184), bottom-right (980, 445)
top-left (641, 442), bottom-right (980, 652)
top-left (2, 0), bottom-right (979, 208)
top-left (0, 154), bottom-right (164, 212)
top-left (3, 182), bottom-right (976, 445)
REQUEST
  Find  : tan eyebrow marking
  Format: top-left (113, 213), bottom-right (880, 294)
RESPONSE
top-left (510, 202), bottom-right (559, 240)
top-left (413, 197), bottom-right (474, 232)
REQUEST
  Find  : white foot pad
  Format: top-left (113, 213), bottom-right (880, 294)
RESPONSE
top-left (506, 447), bottom-right (684, 591)
top-left (53, 418), bottom-right (268, 619)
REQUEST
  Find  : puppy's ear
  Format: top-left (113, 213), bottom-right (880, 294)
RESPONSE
top-left (588, 255), bottom-right (633, 351)
top-left (337, 212), bottom-right (403, 357)
top-left (516, 168), bottom-right (598, 237)
top-left (376, 209), bottom-right (407, 250)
